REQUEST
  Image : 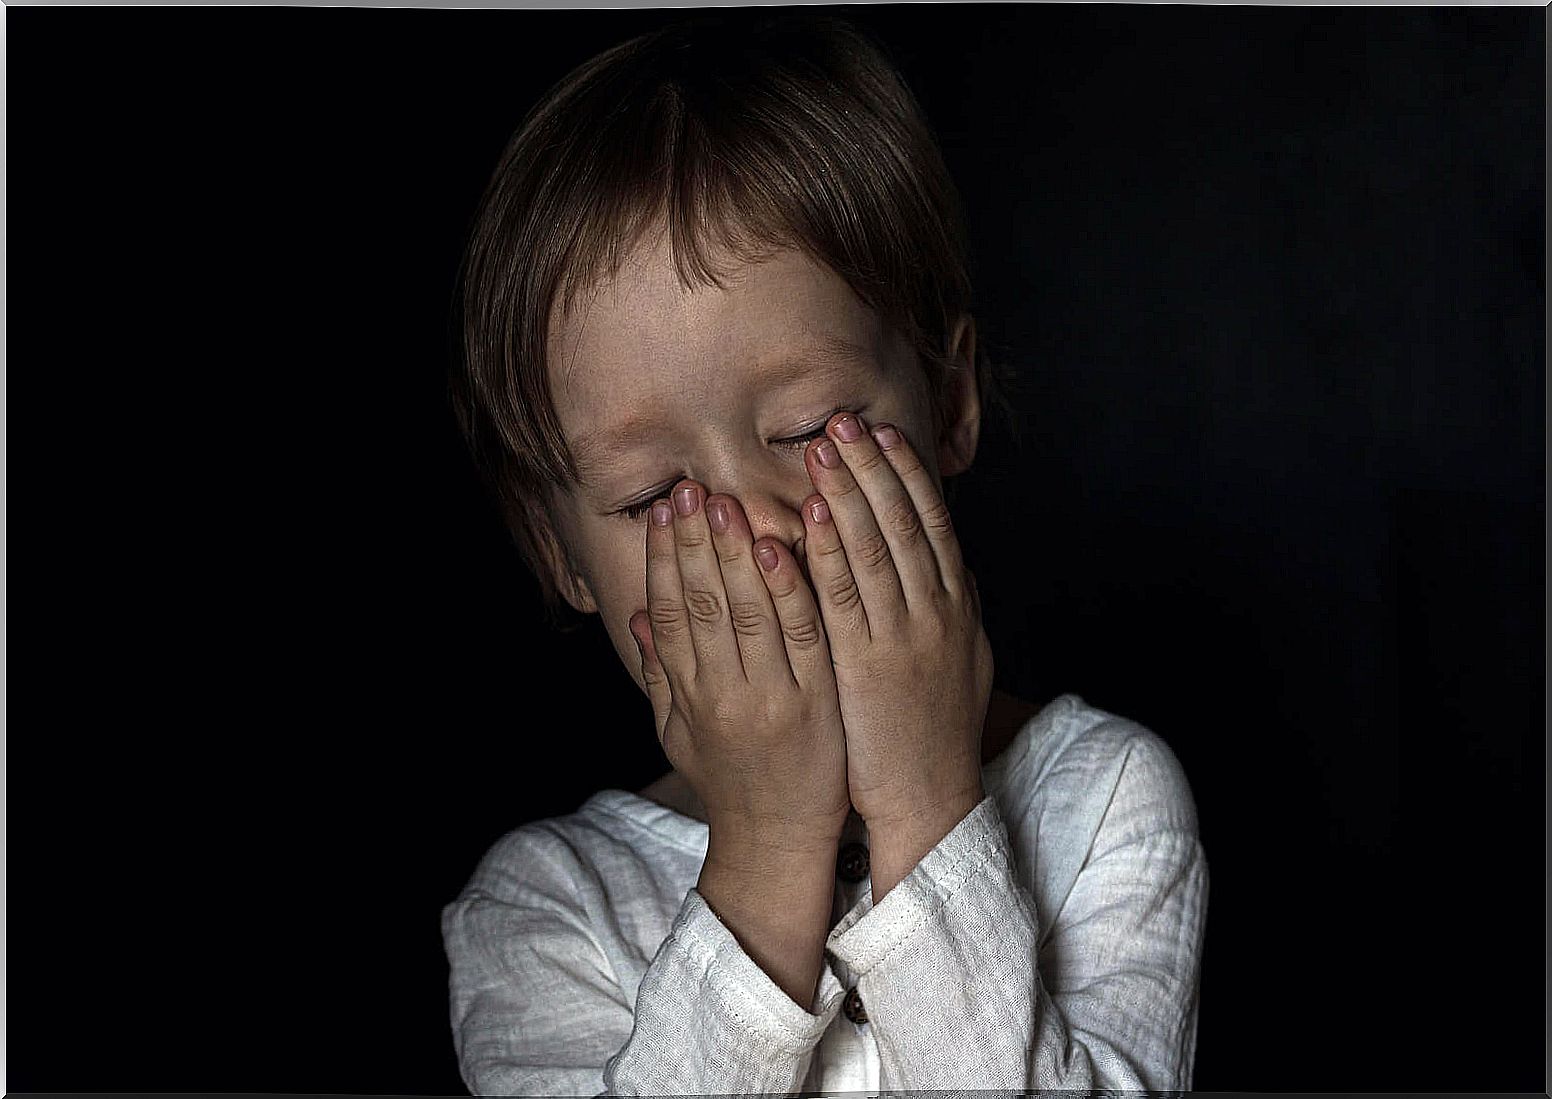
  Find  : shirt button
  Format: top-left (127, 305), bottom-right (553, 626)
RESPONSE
top-left (836, 841), bottom-right (869, 883)
top-left (842, 985), bottom-right (868, 1025)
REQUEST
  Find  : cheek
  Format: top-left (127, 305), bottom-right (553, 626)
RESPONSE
top-left (577, 533), bottom-right (651, 675)
top-left (883, 400), bottom-right (942, 481)
top-left (581, 529), bottom-right (651, 620)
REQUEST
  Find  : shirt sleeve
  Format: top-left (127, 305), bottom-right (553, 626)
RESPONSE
top-left (442, 830), bottom-right (848, 1096)
top-left (825, 727), bottom-right (1208, 1091)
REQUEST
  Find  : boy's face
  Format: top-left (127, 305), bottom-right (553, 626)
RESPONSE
top-left (541, 228), bottom-right (979, 695)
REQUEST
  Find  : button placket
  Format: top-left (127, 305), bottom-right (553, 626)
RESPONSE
top-left (836, 841), bottom-right (870, 883)
top-left (841, 984), bottom-right (868, 1025)
top-left (829, 818), bottom-right (869, 1008)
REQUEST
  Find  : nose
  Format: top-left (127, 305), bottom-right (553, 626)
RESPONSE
top-left (730, 487), bottom-right (807, 568)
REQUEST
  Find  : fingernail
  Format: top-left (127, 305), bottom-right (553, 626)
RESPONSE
top-left (673, 484), bottom-right (699, 516)
top-left (706, 499), bottom-right (729, 532)
top-left (809, 498), bottom-right (831, 524)
top-left (814, 438), bottom-right (840, 469)
top-left (651, 500), bottom-right (673, 527)
top-left (832, 414), bottom-right (864, 443)
top-left (756, 543), bottom-right (779, 571)
top-left (871, 423), bottom-right (900, 450)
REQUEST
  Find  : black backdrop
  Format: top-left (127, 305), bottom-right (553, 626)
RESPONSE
top-left (8, 5), bottom-right (1544, 1094)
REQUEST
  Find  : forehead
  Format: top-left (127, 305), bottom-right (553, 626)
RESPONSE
top-left (546, 233), bottom-right (904, 433)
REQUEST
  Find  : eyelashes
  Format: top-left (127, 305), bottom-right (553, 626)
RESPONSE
top-left (616, 427), bottom-right (831, 520)
top-left (619, 496), bottom-right (666, 520)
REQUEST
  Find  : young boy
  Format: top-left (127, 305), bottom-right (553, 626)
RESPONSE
top-left (442, 14), bottom-right (1206, 1094)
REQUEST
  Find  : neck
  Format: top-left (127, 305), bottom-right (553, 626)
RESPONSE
top-left (981, 687), bottom-right (1039, 765)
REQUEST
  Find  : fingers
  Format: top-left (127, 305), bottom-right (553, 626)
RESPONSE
top-left (640, 476), bottom-right (834, 693)
top-left (650, 479), bottom-right (820, 691)
top-left (861, 418), bottom-right (967, 601)
top-left (801, 421), bottom-right (904, 631)
top-left (667, 481), bottom-right (743, 682)
top-left (812, 411), bottom-right (951, 609)
top-left (749, 529), bottom-right (835, 691)
top-left (645, 492), bottom-right (696, 684)
top-left (799, 487), bottom-right (874, 647)
top-left (629, 610), bottom-right (672, 743)
top-left (808, 413), bottom-right (968, 606)
top-left (705, 491), bottom-right (792, 688)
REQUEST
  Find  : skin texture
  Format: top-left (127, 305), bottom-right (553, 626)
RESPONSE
top-left (640, 688), bottom-right (1037, 825)
top-left (532, 225), bottom-right (1019, 1001)
top-left (537, 228), bottom-right (970, 672)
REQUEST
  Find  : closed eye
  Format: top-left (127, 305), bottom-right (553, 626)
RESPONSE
top-left (614, 425), bottom-right (836, 520)
top-left (773, 424), bottom-right (830, 451)
top-left (618, 495), bottom-right (670, 521)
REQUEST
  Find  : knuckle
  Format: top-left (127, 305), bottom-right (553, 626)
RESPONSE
top-left (924, 586), bottom-right (951, 618)
top-left (648, 596), bottom-right (685, 632)
top-left (881, 498), bottom-right (923, 541)
top-left (849, 446), bottom-right (887, 475)
top-left (919, 499), bottom-right (955, 538)
top-left (781, 615), bottom-right (822, 649)
top-left (707, 692), bottom-right (742, 728)
top-left (743, 693), bottom-right (779, 732)
top-left (827, 476), bottom-right (862, 500)
top-left (684, 588), bottom-right (724, 625)
top-left (728, 597), bottom-right (767, 637)
top-left (852, 530), bottom-right (893, 570)
top-left (811, 534), bottom-right (849, 562)
top-left (893, 450), bottom-right (926, 478)
top-left (962, 586), bottom-right (982, 620)
top-left (825, 571), bottom-right (863, 610)
top-left (714, 540), bottom-right (745, 567)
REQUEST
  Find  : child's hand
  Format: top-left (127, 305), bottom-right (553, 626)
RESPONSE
top-left (800, 413), bottom-right (995, 838)
top-left (629, 480), bottom-right (852, 851)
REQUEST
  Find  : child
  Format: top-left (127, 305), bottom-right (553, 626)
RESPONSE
top-left (442, 14), bottom-right (1206, 1095)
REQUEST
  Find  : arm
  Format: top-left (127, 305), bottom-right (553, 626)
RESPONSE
top-left (828, 727), bottom-right (1208, 1091)
top-left (442, 830), bottom-right (848, 1096)
top-left (444, 481), bottom-right (859, 1095)
top-left (598, 834), bottom-right (850, 1093)
top-left (865, 785), bottom-right (984, 901)
top-left (442, 877), bottom-right (631, 1097)
top-left (793, 415), bottom-right (1204, 1086)
top-left (696, 825), bottom-right (843, 1010)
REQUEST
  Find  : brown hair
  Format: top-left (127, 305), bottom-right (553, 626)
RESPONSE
top-left (452, 13), bottom-right (1014, 630)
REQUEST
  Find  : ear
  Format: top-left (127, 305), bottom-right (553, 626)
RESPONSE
top-left (532, 512), bottom-right (598, 616)
top-left (936, 313), bottom-right (981, 478)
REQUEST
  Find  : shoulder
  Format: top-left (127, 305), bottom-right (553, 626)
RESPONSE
top-left (452, 802), bottom-right (618, 905)
top-left (993, 694), bottom-right (1200, 845)
top-left (454, 790), bottom-right (704, 909)
top-left (988, 695), bottom-right (1204, 934)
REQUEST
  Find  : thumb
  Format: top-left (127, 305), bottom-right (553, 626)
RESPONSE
top-left (629, 611), bottom-right (672, 741)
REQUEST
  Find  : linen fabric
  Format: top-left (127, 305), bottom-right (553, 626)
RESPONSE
top-left (442, 693), bottom-right (1207, 1095)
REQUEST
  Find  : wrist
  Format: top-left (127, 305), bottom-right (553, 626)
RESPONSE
top-left (864, 782), bottom-right (984, 901)
top-left (697, 826), bottom-right (840, 1011)
top-left (704, 810), bottom-right (847, 863)
top-left (861, 773), bottom-right (983, 835)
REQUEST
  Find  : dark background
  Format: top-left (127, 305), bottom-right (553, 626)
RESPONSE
top-left (8, 5), bottom-right (1544, 1094)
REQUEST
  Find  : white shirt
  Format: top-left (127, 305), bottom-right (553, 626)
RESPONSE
top-left (442, 693), bottom-right (1208, 1095)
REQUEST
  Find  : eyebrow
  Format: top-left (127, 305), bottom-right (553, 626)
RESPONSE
top-left (569, 334), bottom-right (874, 485)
